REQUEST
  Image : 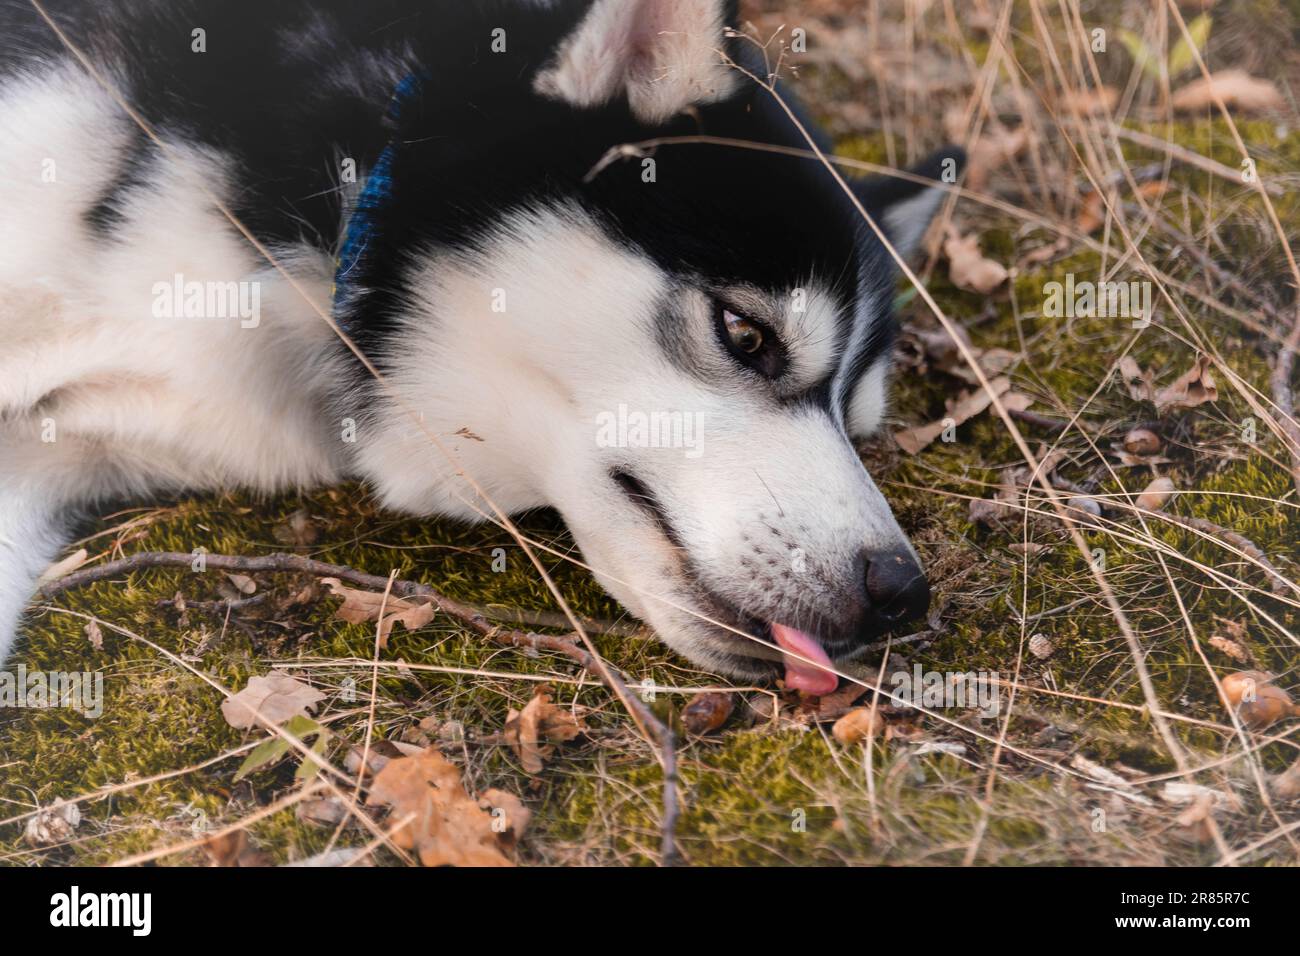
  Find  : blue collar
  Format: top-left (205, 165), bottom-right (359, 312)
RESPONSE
top-left (333, 72), bottom-right (427, 311)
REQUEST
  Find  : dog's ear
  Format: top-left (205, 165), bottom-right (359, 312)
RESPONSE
top-left (853, 146), bottom-right (964, 260)
top-left (534, 0), bottom-right (741, 124)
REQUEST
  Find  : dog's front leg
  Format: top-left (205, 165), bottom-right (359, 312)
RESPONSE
top-left (0, 473), bottom-right (75, 664)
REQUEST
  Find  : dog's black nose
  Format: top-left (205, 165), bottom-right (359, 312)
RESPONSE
top-left (865, 549), bottom-right (930, 625)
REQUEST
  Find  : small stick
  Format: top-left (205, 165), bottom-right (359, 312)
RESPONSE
top-left (1140, 511), bottom-right (1294, 598)
top-left (38, 550), bottom-right (682, 865)
top-left (1007, 407), bottom-right (1073, 432)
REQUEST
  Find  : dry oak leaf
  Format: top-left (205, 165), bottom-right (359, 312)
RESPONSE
top-left (1171, 69), bottom-right (1284, 113)
top-left (1159, 357), bottom-right (1216, 407)
top-left (1061, 84), bottom-right (1119, 115)
top-left (943, 227), bottom-right (1009, 294)
top-left (478, 788), bottom-right (532, 850)
top-left (503, 684), bottom-right (588, 773)
top-left (1117, 356), bottom-right (1155, 402)
top-left (1269, 757), bottom-right (1300, 801)
top-left (365, 747), bottom-right (518, 866)
top-left (1076, 181), bottom-right (1167, 234)
top-left (944, 112), bottom-right (1028, 191)
top-left (24, 799), bottom-right (80, 847)
top-left (1154, 355), bottom-right (1217, 412)
top-left (221, 672), bottom-right (325, 730)
top-left (895, 375), bottom-right (1013, 455)
top-left (1208, 634), bottom-right (1249, 663)
top-left (202, 829), bottom-right (270, 867)
top-left (320, 577), bottom-right (435, 649)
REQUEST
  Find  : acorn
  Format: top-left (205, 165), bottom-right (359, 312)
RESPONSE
top-left (682, 692), bottom-right (735, 735)
top-left (1135, 476), bottom-right (1175, 512)
top-left (1221, 671), bottom-right (1297, 729)
top-left (832, 707), bottom-right (886, 744)
top-left (1122, 427), bottom-right (1163, 456)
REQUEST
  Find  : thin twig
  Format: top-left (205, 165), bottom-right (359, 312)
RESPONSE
top-left (1140, 509), bottom-right (1294, 598)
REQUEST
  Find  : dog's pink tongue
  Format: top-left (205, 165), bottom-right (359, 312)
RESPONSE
top-left (771, 623), bottom-right (838, 696)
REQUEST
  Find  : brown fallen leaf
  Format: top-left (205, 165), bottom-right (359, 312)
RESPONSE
top-left (970, 496), bottom-right (1014, 528)
top-left (478, 788), bottom-right (531, 850)
top-left (1269, 757), bottom-right (1300, 801)
top-left (1154, 355), bottom-right (1218, 413)
top-left (296, 797), bottom-right (351, 828)
top-left (1174, 792), bottom-right (1216, 845)
top-left (1028, 633), bottom-right (1054, 659)
top-left (1018, 235), bottom-right (1071, 268)
top-left (895, 375), bottom-right (1013, 455)
top-left (272, 508), bottom-right (319, 547)
top-left (1118, 356), bottom-right (1155, 402)
top-left (365, 747), bottom-right (516, 866)
top-left (899, 323), bottom-right (1021, 385)
top-left (220, 672), bottom-right (325, 730)
top-left (814, 680), bottom-right (873, 720)
top-left (1209, 634), bottom-right (1249, 663)
top-left (943, 227), bottom-right (1008, 294)
top-left (681, 692), bottom-right (735, 734)
top-left (1009, 542), bottom-right (1050, 557)
top-left (1076, 181), bottom-right (1167, 234)
top-left (202, 829), bottom-right (270, 867)
top-left (503, 684), bottom-right (587, 773)
top-left (320, 577), bottom-right (435, 649)
top-left (944, 112), bottom-right (1028, 191)
top-left (1171, 69), bottom-right (1285, 113)
top-left (344, 739), bottom-right (413, 779)
top-left (1070, 754), bottom-right (1137, 791)
top-left (24, 799), bottom-right (80, 847)
top-left (1061, 85), bottom-right (1119, 115)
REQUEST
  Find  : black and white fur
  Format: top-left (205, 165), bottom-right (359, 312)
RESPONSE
top-left (0, 0), bottom-right (958, 683)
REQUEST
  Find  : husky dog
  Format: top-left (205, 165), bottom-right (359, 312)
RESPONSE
top-left (0, 0), bottom-right (958, 693)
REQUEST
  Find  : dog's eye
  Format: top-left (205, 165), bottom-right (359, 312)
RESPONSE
top-left (714, 304), bottom-right (786, 378)
top-left (723, 310), bottom-right (764, 353)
